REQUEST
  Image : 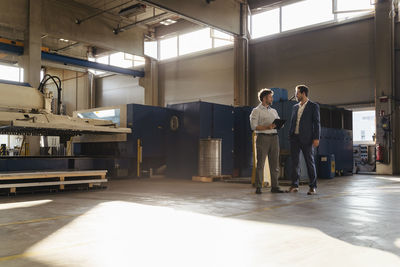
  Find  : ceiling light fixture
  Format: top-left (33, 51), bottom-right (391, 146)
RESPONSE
top-left (160, 19), bottom-right (177, 26)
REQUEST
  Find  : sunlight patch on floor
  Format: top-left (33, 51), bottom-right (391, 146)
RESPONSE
top-left (0, 199), bottom-right (52, 211)
top-left (22, 201), bottom-right (400, 267)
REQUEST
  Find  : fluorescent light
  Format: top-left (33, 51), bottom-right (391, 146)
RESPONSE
top-left (160, 19), bottom-right (177, 26)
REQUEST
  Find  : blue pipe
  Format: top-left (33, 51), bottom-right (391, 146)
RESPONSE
top-left (0, 43), bottom-right (23, 55)
top-left (42, 52), bottom-right (144, 77)
top-left (0, 42), bottom-right (145, 77)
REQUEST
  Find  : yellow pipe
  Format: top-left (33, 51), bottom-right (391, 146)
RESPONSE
top-left (137, 139), bottom-right (141, 177)
top-left (251, 132), bottom-right (256, 185)
top-left (0, 37), bottom-right (49, 52)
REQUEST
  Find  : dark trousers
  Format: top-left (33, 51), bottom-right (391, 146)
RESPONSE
top-left (290, 135), bottom-right (317, 188)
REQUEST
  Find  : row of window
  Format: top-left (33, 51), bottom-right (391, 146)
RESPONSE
top-left (251, 0), bottom-right (374, 39)
top-left (144, 28), bottom-right (234, 60)
top-left (0, 0), bottom-right (375, 78)
top-left (0, 65), bottom-right (24, 83)
top-left (145, 0), bottom-right (374, 61)
top-left (88, 52), bottom-right (145, 76)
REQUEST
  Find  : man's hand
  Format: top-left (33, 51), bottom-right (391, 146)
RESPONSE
top-left (256, 124), bottom-right (276, 131)
top-left (313, 139), bottom-right (320, 147)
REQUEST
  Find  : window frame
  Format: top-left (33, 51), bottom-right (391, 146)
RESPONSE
top-left (250, 0), bottom-right (375, 41)
top-left (352, 108), bottom-right (376, 145)
top-left (333, 0), bottom-right (375, 14)
top-left (157, 27), bottom-right (234, 61)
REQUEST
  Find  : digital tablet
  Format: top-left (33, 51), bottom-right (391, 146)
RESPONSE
top-left (273, 119), bottom-right (286, 130)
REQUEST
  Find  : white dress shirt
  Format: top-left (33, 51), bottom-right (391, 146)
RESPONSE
top-left (295, 100), bottom-right (308, 134)
top-left (250, 104), bottom-right (280, 134)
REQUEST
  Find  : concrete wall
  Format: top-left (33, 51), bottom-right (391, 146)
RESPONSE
top-left (249, 18), bottom-right (375, 106)
top-left (45, 68), bottom-right (90, 116)
top-left (95, 75), bottom-right (144, 107)
top-left (0, 0), bottom-right (145, 56)
top-left (159, 48), bottom-right (234, 106)
top-left (142, 0), bottom-right (241, 35)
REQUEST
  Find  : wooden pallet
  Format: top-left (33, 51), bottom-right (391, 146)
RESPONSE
top-left (192, 175), bottom-right (232, 183)
top-left (0, 170), bottom-right (108, 193)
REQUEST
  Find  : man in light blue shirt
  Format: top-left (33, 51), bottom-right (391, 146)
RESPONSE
top-left (250, 88), bottom-right (284, 194)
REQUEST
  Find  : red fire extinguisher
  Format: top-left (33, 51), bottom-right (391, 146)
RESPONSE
top-left (376, 144), bottom-right (384, 163)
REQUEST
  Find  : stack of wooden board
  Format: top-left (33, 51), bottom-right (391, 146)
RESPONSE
top-left (0, 170), bottom-right (108, 194)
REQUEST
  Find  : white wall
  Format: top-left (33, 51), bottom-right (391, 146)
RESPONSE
top-left (45, 68), bottom-right (90, 115)
top-left (159, 48), bottom-right (234, 106)
top-left (250, 18), bottom-right (375, 106)
top-left (95, 75), bottom-right (144, 107)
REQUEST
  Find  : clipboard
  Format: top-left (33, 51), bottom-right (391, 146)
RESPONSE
top-left (273, 119), bottom-right (286, 130)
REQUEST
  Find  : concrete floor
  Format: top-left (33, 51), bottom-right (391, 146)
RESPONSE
top-left (0, 174), bottom-right (400, 267)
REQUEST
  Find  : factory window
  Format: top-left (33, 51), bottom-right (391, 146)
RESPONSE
top-left (96, 55), bottom-right (109, 65)
top-left (179, 28), bottom-right (212, 56)
top-left (251, 0), bottom-right (374, 40)
top-left (0, 64), bottom-right (22, 82)
top-left (88, 57), bottom-right (105, 76)
top-left (144, 41), bottom-right (158, 59)
top-left (282, 0), bottom-right (334, 32)
top-left (353, 110), bottom-right (375, 143)
top-left (88, 52), bottom-right (144, 76)
top-left (0, 135), bottom-right (7, 145)
top-left (157, 28), bottom-right (233, 61)
top-left (110, 52), bottom-right (133, 68)
top-left (335, 0), bottom-right (374, 13)
top-left (251, 8), bottom-right (280, 39)
top-left (133, 55), bottom-right (146, 67)
top-left (335, 0), bottom-right (374, 21)
top-left (212, 29), bottom-right (234, 48)
top-left (160, 36), bottom-right (178, 60)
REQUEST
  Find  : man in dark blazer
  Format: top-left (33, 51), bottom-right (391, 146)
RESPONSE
top-left (288, 85), bottom-right (320, 195)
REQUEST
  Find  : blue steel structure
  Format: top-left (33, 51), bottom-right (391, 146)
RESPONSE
top-left (74, 104), bottom-right (168, 176)
top-left (318, 154), bottom-right (335, 179)
top-left (166, 101), bottom-right (234, 178)
top-left (0, 41), bottom-right (144, 77)
top-left (271, 88), bottom-right (289, 102)
top-left (42, 52), bottom-right (144, 77)
top-left (233, 107), bottom-right (253, 177)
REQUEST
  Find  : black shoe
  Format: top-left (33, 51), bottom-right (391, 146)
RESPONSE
top-left (255, 187), bottom-right (262, 194)
top-left (307, 187), bottom-right (316, 195)
top-left (286, 186), bottom-right (299, 193)
top-left (271, 187), bottom-right (284, 193)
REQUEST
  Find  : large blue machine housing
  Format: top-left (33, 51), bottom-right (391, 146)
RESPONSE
top-left (166, 101), bottom-right (234, 178)
top-left (74, 103), bottom-right (169, 176)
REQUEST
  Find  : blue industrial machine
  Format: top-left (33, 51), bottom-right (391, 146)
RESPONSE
top-left (271, 88), bottom-right (289, 102)
top-left (166, 101), bottom-right (234, 178)
top-left (233, 106), bottom-right (253, 177)
top-left (0, 80), bottom-right (132, 178)
top-left (318, 154), bottom-right (336, 179)
top-left (74, 103), bottom-right (169, 177)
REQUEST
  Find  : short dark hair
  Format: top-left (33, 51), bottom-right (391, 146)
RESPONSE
top-left (258, 88), bottom-right (274, 102)
top-left (296, 85), bottom-right (309, 97)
